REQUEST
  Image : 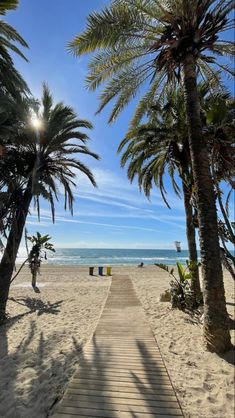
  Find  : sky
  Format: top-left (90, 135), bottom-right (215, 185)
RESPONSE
top-left (6, 0), bottom-right (234, 250)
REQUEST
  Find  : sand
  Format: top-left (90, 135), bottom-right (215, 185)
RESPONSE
top-left (0, 264), bottom-right (234, 418)
top-left (130, 265), bottom-right (235, 418)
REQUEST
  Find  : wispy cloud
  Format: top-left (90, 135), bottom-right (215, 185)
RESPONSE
top-left (26, 220), bottom-right (52, 227)
top-left (29, 214), bottom-right (159, 233)
top-left (72, 167), bottom-right (184, 211)
top-left (30, 166), bottom-right (184, 208)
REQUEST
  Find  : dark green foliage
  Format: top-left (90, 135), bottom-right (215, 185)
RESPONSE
top-left (155, 261), bottom-right (202, 310)
top-left (0, 0), bottom-right (29, 96)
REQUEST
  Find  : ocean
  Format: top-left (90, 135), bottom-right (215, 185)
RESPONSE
top-left (29, 248), bottom-right (191, 266)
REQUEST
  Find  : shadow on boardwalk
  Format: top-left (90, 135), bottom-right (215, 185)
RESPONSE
top-left (52, 337), bottom-right (183, 417)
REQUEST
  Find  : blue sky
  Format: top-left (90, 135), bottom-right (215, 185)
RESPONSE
top-left (6, 0), bottom-right (233, 249)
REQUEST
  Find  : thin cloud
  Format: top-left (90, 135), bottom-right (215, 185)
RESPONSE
top-left (29, 214), bottom-right (159, 233)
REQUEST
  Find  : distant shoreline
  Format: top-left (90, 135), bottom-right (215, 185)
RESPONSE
top-left (16, 248), bottom-right (193, 266)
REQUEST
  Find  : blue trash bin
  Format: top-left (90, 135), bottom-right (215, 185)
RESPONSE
top-left (98, 266), bottom-right (103, 276)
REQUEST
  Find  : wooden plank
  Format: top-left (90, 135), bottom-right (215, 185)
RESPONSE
top-left (91, 341), bottom-right (157, 344)
top-left (66, 388), bottom-right (177, 401)
top-left (81, 347), bottom-right (162, 358)
top-left (74, 367), bottom-right (168, 376)
top-left (92, 334), bottom-right (156, 338)
top-left (83, 354), bottom-right (162, 359)
top-left (79, 357), bottom-right (165, 366)
top-left (73, 367), bottom-right (169, 377)
top-left (54, 414), bottom-right (182, 418)
top-left (78, 362), bottom-right (167, 372)
top-left (59, 401), bottom-right (183, 415)
top-left (80, 352), bottom-right (163, 360)
top-left (71, 377), bottom-right (172, 388)
top-left (85, 346), bottom-right (160, 352)
top-left (56, 408), bottom-right (182, 418)
top-left (58, 406), bottom-right (183, 417)
top-left (68, 382), bottom-right (174, 395)
top-left (63, 394), bottom-right (179, 406)
top-left (73, 372), bottom-right (170, 384)
top-left (91, 342), bottom-right (157, 346)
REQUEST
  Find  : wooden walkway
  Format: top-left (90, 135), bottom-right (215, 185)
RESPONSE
top-left (53, 275), bottom-right (184, 418)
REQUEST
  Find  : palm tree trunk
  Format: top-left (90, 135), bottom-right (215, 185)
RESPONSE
top-left (32, 268), bottom-right (37, 287)
top-left (0, 187), bottom-right (32, 319)
top-left (182, 180), bottom-right (201, 304)
top-left (182, 54), bottom-right (231, 353)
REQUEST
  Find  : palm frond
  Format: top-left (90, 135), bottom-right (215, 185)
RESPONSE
top-left (70, 0), bottom-right (234, 125)
top-left (0, 1), bottom-right (19, 15)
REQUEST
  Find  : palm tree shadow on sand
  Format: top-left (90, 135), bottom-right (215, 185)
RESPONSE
top-left (0, 299), bottom-right (85, 417)
top-left (8, 297), bottom-right (63, 316)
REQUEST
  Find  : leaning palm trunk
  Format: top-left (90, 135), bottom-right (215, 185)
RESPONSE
top-left (182, 54), bottom-right (231, 353)
top-left (0, 186), bottom-right (32, 319)
top-left (182, 180), bottom-right (201, 305)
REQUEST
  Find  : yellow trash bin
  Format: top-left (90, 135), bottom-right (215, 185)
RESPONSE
top-left (106, 266), bottom-right (112, 276)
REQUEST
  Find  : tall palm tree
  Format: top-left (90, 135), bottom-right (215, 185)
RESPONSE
top-left (0, 84), bottom-right (99, 319)
top-left (0, 0), bottom-right (29, 96)
top-left (70, 0), bottom-right (234, 352)
top-left (119, 84), bottom-right (233, 303)
top-left (118, 102), bottom-right (202, 305)
top-left (204, 94), bottom-right (235, 278)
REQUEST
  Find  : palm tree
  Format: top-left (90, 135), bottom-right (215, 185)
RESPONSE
top-left (204, 94), bottom-right (235, 278)
top-left (118, 99), bottom-right (202, 306)
top-left (0, 84), bottom-right (99, 319)
top-left (0, 0), bottom-right (29, 96)
top-left (27, 232), bottom-right (55, 288)
top-left (119, 85), bottom-right (233, 303)
top-left (70, 0), bottom-right (234, 352)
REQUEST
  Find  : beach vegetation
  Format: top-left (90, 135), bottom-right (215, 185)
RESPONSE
top-left (70, 0), bottom-right (234, 353)
top-left (0, 84), bottom-right (99, 321)
top-left (9, 232), bottom-right (55, 289)
top-left (156, 261), bottom-right (202, 310)
top-left (27, 232), bottom-right (55, 289)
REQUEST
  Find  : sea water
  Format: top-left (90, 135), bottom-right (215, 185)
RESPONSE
top-left (31, 248), bottom-right (191, 266)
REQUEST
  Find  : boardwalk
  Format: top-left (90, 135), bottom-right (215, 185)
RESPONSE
top-left (53, 275), bottom-right (184, 418)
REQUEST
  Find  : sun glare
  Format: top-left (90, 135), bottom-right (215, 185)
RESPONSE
top-left (31, 114), bottom-right (42, 130)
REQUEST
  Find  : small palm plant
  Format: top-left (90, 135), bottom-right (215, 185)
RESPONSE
top-left (27, 233), bottom-right (55, 288)
top-left (156, 261), bottom-right (201, 310)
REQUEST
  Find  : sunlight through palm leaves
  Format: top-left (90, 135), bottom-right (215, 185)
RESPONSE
top-left (0, 84), bottom-right (99, 320)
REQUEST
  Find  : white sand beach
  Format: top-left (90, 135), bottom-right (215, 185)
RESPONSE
top-left (0, 265), bottom-right (234, 418)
